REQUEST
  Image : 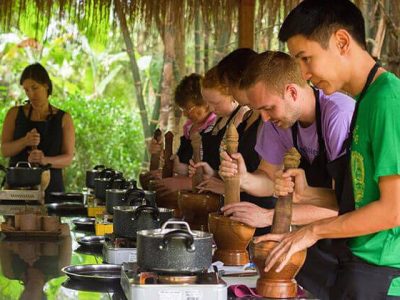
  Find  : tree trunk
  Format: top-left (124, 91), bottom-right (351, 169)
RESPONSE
top-left (213, 20), bottom-right (231, 65)
top-left (194, 8), bottom-right (202, 73)
top-left (385, 0), bottom-right (400, 75)
top-left (172, 6), bottom-right (186, 150)
top-left (114, 0), bottom-right (151, 145)
top-left (204, 26), bottom-right (210, 72)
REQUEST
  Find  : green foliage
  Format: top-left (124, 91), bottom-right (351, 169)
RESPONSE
top-left (0, 21), bottom-right (151, 191)
top-left (53, 95), bottom-right (144, 191)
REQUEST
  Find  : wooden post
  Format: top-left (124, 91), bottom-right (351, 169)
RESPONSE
top-left (271, 147), bottom-right (301, 234)
top-left (239, 0), bottom-right (255, 49)
top-left (191, 131), bottom-right (203, 192)
top-left (149, 129), bottom-right (162, 171)
top-left (162, 131), bottom-right (174, 178)
top-left (224, 124), bottom-right (240, 205)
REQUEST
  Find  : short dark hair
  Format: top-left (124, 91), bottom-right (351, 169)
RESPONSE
top-left (216, 48), bottom-right (258, 87)
top-left (240, 51), bottom-right (307, 97)
top-left (20, 63), bottom-right (53, 96)
top-left (174, 73), bottom-right (204, 107)
top-left (279, 0), bottom-right (367, 49)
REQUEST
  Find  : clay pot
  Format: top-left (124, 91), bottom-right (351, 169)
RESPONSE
top-left (252, 241), bottom-right (307, 298)
top-left (41, 242), bottom-right (59, 256)
top-left (208, 213), bottom-right (255, 265)
top-left (156, 190), bottom-right (182, 218)
top-left (14, 213), bottom-right (22, 230)
top-left (20, 214), bottom-right (38, 231)
top-left (178, 191), bottom-right (221, 231)
top-left (41, 216), bottom-right (60, 232)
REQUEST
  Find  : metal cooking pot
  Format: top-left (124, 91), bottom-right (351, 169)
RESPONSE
top-left (0, 161), bottom-right (51, 188)
top-left (136, 221), bottom-right (213, 274)
top-left (113, 205), bottom-right (174, 239)
top-left (85, 165), bottom-right (105, 189)
top-left (105, 189), bottom-right (145, 214)
top-left (94, 175), bottom-right (129, 201)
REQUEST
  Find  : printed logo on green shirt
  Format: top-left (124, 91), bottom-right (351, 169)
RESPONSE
top-left (351, 151), bottom-right (365, 205)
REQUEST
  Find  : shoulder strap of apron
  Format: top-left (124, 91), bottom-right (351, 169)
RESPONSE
top-left (343, 62), bottom-right (381, 152)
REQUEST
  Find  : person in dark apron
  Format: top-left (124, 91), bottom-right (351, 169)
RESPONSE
top-left (236, 111), bottom-right (277, 236)
top-left (220, 51), bottom-right (355, 299)
top-left (148, 73), bottom-right (216, 194)
top-left (1, 63), bottom-right (75, 202)
top-left (262, 1), bottom-right (400, 299)
top-left (215, 48), bottom-right (277, 237)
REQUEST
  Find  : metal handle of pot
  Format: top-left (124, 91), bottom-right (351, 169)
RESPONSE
top-left (16, 161), bottom-right (32, 168)
top-left (99, 168), bottom-right (115, 178)
top-left (41, 163), bottom-right (52, 170)
top-left (160, 220), bottom-right (196, 236)
top-left (144, 190), bottom-right (157, 207)
top-left (132, 205), bottom-right (160, 221)
top-left (93, 164), bottom-right (105, 170)
top-left (124, 179), bottom-right (137, 190)
top-left (124, 188), bottom-right (144, 204)
top-left (159, 230), bottom-right (195, 252)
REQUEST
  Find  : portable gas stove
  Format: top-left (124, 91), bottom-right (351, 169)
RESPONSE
top-left (0, 185), bottom-right (44, 215)
top-left (103, 234), bottom-right (137, 264)
top-left (121, 262), bottom-right (227, 300)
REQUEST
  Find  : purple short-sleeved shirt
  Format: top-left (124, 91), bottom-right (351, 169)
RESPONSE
top-left (255, 89), bottom-right (355, 165)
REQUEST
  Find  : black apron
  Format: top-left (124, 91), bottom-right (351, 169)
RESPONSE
top-left (11, 104), bottom-right (65, 202)
top-left (327, 63), bottom-right (400, 300)
top-left (200, 105), bottom-right (241, 171)
top-left (237, 112), bottom-right (276, 236)
top-left (292, 88), bottom-right (338, 300)
top-left (176, 115), bottom-right (216, 165)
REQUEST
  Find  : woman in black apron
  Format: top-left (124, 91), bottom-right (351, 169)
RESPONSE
top-left (1, 63), bottom-right (75, 202)
top-left (194, 65), bottom-right (277, 236)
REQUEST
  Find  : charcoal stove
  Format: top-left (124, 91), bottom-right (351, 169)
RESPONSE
top-left (0, 185), bottom-right (44, 215)
top-left (120, 262), bottom-right (227, 300)
top-left (102, 234), bottom-right (137, 264)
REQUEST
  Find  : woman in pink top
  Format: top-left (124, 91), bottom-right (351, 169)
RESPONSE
top-left (147, 73), bottom-right (216, 194)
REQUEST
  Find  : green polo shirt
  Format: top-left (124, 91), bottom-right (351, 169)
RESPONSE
top-left (349, 72), bottom-right (400, 296)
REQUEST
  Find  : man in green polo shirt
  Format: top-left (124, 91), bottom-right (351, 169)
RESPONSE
top-left (257, 0), bottom-right (400, 299)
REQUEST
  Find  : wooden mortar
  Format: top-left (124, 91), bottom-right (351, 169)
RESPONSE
top-left (253, 147), bottom-right (306, 298)
top-left (178, 131), bottom-right (220, 231)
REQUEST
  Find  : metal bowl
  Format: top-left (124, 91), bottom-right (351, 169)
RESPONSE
top-left (76, 235), bottom-right (105, 248)
top-left (62, 264), bottom-right (121, 283)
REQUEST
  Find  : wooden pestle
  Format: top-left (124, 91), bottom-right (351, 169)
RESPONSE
top-left (191, 131), bottom-right (203, 192)
top-left (224, 124), bottom-right (240, 205)
top-left (270, 147), bottom-right (301, 234)
top-left (149, 129), bottom-right (162, 171)
top-left (162, 131), bottom-right (174, 178)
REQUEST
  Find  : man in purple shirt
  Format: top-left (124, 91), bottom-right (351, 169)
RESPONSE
top-left (220, 50), bottom-right (355, 299)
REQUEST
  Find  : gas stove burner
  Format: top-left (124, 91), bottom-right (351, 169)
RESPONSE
top-left (121, 263), bottom-right (227, 300)
top-left (157, 274), bottom-right (198, 284)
